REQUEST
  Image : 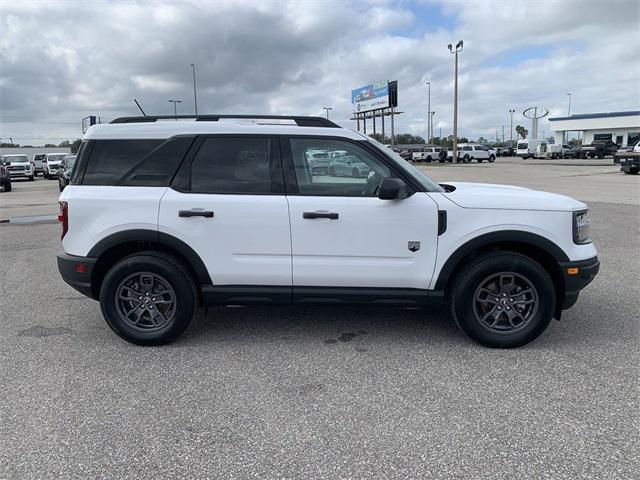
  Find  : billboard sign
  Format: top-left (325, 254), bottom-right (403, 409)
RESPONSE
top-left (351, 81), bottom-right (389, 113)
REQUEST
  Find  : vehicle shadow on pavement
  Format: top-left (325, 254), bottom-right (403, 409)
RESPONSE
top-left (176, 305), bottom-right (465, 347)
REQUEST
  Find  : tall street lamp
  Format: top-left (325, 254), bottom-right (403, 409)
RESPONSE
top-left (190, 64), bottom-right (198, 115)
top-left (322, 106), bottom-right (333, 119)
top-left (431, 111), bottom-right (435, 140)
top-left (168, 99), bottom-right (182, 118)
top-left (566, 93), bottom-right (572, 116)
top-left (448, 40), bottom-right (463, 161)
top-left (425, 81), bottom-right (431, 144)
top-left (509, 109), bottom-right (516, 144)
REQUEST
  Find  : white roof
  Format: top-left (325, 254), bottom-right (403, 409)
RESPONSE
top-left (84, 120), bottom-right (365, 141)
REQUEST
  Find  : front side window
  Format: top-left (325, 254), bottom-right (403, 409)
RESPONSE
top-left (190, 137), bottom-right (271, 194)
top-left (290, 138), bottom-right (390, 197)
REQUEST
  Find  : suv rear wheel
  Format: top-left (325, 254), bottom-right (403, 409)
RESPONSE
top-left (99, 252), bottom-right (197, 346)
top-left (450, 252), bottom-right (555, 348)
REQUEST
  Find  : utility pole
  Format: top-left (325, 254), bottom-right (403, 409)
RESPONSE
top-left (168, 99), bottom-right (182, 119)
top-left (509, 109), bottom-right (516, 144)
top-left (190, 64), bottom-right (198, 114)
top-left (425, 81), bottom-right (431, 144)
top-left (448, 40), bottom-right (463, 162)
top-left (322, 107), bottom-right (333, 119)
top-left (502, 125), bottom-right (505, 143)
top-left (567, 93), bottom-right (572, 116)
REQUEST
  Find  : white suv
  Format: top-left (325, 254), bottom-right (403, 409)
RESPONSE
top-left (57, 115), bottom-right (599, 348)
top-left (454, 143), bottom-right (497, 163)
top-left (43, 153), bottom-right (67, 179)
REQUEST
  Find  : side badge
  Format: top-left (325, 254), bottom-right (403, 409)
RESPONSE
top-left (408, 241), bottom-right (421, 252)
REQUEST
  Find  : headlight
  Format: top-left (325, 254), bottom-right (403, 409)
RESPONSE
top-left (573, 210), bottom-right (591, 244)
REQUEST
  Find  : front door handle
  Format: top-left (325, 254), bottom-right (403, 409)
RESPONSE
top-left (179, 209), bottom-right (214, 218)
top-left (303, 211), bottom-right (339, 220)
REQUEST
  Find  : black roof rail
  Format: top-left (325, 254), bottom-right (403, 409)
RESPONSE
top-left (110, 115), bottom-right (341, 128)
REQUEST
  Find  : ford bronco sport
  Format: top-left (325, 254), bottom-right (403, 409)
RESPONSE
top-left (57, 115), bottom-right (599, 348)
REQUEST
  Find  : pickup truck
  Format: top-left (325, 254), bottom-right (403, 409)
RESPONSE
top-left (614, 141), bottom-right (640, 174)
top-left (579, 140), bottom-right (618, 159)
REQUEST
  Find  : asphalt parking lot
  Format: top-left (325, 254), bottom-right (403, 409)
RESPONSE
top-left (0, 157), bottom-right (638, 479)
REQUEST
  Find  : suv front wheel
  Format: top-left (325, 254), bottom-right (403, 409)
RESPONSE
top-left (100, 252), bottom-right (197, 346)
top-left (450, 252), bottom-right (555, 348)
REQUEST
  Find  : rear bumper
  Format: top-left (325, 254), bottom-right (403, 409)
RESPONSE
top-left (559, 256), bottom-right (600, 309)
top-left (57, 253), bottom-right (98, 300)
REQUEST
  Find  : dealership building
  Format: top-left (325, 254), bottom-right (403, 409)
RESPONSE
top-left (549, 110), bottom-right (640, 146)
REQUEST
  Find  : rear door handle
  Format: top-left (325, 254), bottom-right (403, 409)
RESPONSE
top-left (179, 209), bottom-right (214, 218)
top-left (303, 211), bottom-right (339, 220)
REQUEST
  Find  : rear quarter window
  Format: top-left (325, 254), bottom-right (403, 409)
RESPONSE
top-left (82, 140), bottom-right (162, 185)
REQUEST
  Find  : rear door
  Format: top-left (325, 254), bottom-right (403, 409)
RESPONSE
top-left (283, 136), bottom-right (439, 290)
top-left (158, 136), bottom-right (292, 286)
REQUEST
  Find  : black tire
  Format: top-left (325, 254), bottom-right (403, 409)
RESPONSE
top-left (450, 252), bottom-right (555, 348)
top-left (29, 175), bottom-right (34, 181)
top-left (463, 155), bottom-right (471, 163)
top-left (624, 168), bottom-right (639, 175)
top-left (426, 156), bottom-right (432, 163)
top-left (597, 153), bottom-right (604, 159)
top-left (1, 180), bottom-right (11, 192)
top-left (100, 252), bottom-right (197, 346)
top-left (488, 155), bottom-right (495, 163)
top-left (43, 172), bottom-right (49, 179)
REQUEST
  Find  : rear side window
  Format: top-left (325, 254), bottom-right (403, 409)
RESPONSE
top-left (120, 137), bottom-right (194, 186)
top-left (82, 140), bottom-right (162, 185)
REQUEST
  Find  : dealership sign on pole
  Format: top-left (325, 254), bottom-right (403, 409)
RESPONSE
top-left (351, 81), bottom-right (390, 113)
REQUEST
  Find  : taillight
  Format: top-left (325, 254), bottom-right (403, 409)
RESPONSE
top-left (58, 201), bottom-right (68, 240)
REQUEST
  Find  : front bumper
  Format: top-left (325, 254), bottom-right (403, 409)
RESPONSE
top-left (8, 170), bottom-right (32, 178)
top-left (57, 253), bottom-right (98, 300)
top-left (559, 256), bottom-right (600, 309)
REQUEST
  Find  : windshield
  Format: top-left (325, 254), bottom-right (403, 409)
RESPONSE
top-left (365, 136), bottom-right (444, 192)
top-left (65, 157), bottom-right (76, 169)
top-left (3, 155), bottom-right (29, 162)
top-left (517, 142), bottom-right (527, 149)
top-left (48, 155), bottom-right (66, 162)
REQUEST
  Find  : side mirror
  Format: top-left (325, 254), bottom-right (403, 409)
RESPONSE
top-left (378, 177), bottom-right (410, 200)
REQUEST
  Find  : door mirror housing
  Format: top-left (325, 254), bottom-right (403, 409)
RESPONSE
top-left (378, 177), bottom-right (410, 200)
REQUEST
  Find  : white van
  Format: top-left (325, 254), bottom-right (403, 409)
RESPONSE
top-left (517, 139), bottom-right (545, 159)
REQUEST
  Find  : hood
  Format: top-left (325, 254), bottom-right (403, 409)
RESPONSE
top-left (441, 182), bottom-right (586, 212)
top-left (3, 158), bottom-right (30, 165)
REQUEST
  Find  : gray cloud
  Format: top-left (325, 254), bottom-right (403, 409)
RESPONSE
top-left (0, 0), bottom-right (638, 144)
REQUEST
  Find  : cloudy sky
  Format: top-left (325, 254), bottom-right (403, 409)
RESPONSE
top-left (1, 0), bottom-right (639, 145)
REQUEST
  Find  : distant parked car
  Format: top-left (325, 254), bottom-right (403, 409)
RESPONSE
top-left (397, 150), bottom-right (413, 161)
top-left (0, 164), bottom-right (11, 192)
top-left (0, 154), bottom-right (34, 181)
top-left (33, 154), bottom-right (46, 176)
top-left (412, 146), bottom-right (442, 163)
top-left (328, 155), bottom-right (371, 178)
top-left (501, 146), bottom-right (515, 157)
top-left (579, 140), bottom-right (618, 159)
top-left (306, 151), bottom-right (331, 174)
top-left (58, 154), bottom-right (76, 192)
top-left (43, 153), bottom-right (67, 179)
top-left (455, 143), bottom-right (496, 163)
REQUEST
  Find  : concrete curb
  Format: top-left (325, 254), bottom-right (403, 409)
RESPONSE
top-left (0, 214), bottom-right (58, 225)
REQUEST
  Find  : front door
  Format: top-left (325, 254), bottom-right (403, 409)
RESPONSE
top-left (284, 137), bottom-right (439, 289)
top-left (159, 136), bottom-right (291, 286)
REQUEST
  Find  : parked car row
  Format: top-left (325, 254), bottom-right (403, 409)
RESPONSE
top-left (0, 153), bottom-right (76, 192)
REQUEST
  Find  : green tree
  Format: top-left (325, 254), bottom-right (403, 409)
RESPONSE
top-left (515, 125), bottom-right (528, 139)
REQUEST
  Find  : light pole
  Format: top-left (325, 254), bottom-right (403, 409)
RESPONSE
top-left (168, 99), bottom-right (182, 119)
top-left (448, 40), bottom-right (463, 161)
top-left (190, 64), bottom-right (198, 115)
top-left (566, 93), bottom-right (572, 116)
top-left (425, 81), bottom-right (431, 144)
top-left (431, 111), bottom-right (435, 141)
top-left (322, 107), bottom-right (333, 120)
top-left (509, 109), bottom-right (516, 144)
